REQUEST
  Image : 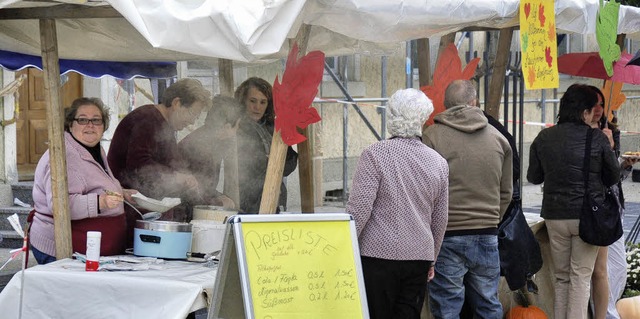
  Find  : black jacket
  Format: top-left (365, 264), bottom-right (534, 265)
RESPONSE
top-left (236, 117), bottom-right (298, 213)
top-left (527, 122), bottom-right (620, 220)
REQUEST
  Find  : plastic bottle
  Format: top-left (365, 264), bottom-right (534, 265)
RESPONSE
top-left (85, 231), bottom-right (101, 271)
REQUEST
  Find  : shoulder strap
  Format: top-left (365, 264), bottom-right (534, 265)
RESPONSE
top-left (582, 128), bottom-right (594, 192)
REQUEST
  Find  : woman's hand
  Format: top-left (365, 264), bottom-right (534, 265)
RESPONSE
top-left (427, 265), bottom-right (435, 282)
top-left (622, 157), bottom-right (640, 169)
top-left (99, 193), bottom-right (123, 209)
top-left (602, 128), bottom-right (614, 149)
top-left (122, 189), bottom-right (139, 203)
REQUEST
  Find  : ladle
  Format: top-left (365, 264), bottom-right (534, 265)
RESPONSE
top-left (124, 200), bottom-right (162, 221)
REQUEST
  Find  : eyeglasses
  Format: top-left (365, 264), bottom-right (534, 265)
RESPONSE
top-left (74, 118), bottom-right (104, 126)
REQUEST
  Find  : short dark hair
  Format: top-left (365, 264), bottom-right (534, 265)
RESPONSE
top-left (557, 84), bottom-right (597, 124)
top-left (205, 95), bottom-right (243, 127)
top-left (64, 97), bottom-right (110, 131)
top-left (234, 77), bottom-right (274, 124)
top-left (444, 80), bottom-right (477, 109)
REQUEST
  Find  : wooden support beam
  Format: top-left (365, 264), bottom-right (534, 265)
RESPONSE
top-left (289, 24), bottom-right (316, 214)
top-left (260, 23), bottom-right (316, 214)
top-left (218, 59), bottom-right (234, 97)
top-left (617, 34), bottom-right (627, 51)
top-left (417, 38), bottom-right (431, 87)
top-left (486, 27), bottom-right (514, 119)
top-left (218, 59), bottom-right (239, 209)
top-left (0, 5), bottom-right (122, 20)
top-left (436, 33), bottom-right (456, 67)
top-left (40, 18), bottom-right (72, 259)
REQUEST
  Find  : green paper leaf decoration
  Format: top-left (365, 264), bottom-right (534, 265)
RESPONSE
top-left (596, 0), bottom-right (621, 77)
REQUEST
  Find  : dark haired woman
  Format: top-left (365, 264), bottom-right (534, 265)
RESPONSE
top-left (234, 77), bottom-right (298, 213)
top-left (587, 85), bottom-right (639, 319)
top-left (527, 83), bottom-right (620, 319)
top-left (31, 98), bottom-right (138, 264)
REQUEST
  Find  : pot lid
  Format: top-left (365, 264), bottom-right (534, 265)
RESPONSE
top-left (135, 220), bottom-right (192, 232)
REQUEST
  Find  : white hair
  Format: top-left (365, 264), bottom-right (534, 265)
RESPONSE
top-left (386, 88), bottom-right (434, 138)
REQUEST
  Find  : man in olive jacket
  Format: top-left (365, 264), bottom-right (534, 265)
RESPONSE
top-left (423, 80), bottom-right (513, 319)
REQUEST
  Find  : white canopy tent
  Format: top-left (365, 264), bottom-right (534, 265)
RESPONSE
top-left (1, 0), bottom-right (639, 63)
top-left (2, 0), bottom-right (640, 259)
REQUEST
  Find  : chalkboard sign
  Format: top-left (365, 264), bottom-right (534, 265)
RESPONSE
top-left (209, 213), bottom-right (369, 319)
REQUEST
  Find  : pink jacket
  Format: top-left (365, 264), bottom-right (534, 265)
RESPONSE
top-left (31, 132), bottom-right (126, 257)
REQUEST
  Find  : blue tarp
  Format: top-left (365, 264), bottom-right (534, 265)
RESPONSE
top-left (0, 50), bottom-right (176, 79)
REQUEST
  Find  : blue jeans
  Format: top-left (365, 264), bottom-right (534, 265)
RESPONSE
top-left (428, 235), bottom-right (502, 319)
top-left (31, 245), bottom-right (56, 265)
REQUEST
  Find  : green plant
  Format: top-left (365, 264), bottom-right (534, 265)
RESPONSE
top-left (624, 243), bottom-right (640, 298)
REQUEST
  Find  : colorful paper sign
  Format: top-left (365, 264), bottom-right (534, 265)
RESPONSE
top-left (520, 0), bottom-right (559, 89)
top-left (596, 0), bottom-right (621, 77)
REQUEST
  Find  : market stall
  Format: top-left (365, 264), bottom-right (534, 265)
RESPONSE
top-left (0, 257), bottom-right (216, 319)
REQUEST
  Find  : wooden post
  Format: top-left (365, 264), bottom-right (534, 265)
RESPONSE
top-left (259, 24), bottom-right (316, 214)
top-left (218, 59), bottom-right (240, 208)
top-left (218, 59), bottom-right (234, 97)
top-left (417, 38), bottom-right (431, 87)
top-left (436, 33), bottom-right (456, 66)
top-left (486, 27), bottom-right (514, 119)
top-left (289, 24), bottom-right (316, 213)
top-left (258, 131), bottom-right (288, 214)
top-left (39, 19), bottom-right (72, 259)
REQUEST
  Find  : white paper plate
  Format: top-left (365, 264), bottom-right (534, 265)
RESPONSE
top-left (131, 193), bottom-right (181, 213)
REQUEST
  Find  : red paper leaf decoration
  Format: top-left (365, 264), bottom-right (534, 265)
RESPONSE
top-left (273, 43), bottom-right (325, 146)
top-left (420, 43), bottom-right (480, 125)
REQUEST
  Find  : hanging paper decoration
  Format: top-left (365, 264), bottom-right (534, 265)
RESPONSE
top-left (520, 0), bottom-right (559, 89)
top-left (273, 43), bottom-right (324, 146)
top-left (596, 0), bottom-right (621, 77)
top-left (601, 80), bottom-right (625, 122)
top-left (420, 43), bottom-right (480, 126)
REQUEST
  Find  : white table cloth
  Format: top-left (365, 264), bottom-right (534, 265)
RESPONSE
top-left (0, 257), bottom-right (216, 319)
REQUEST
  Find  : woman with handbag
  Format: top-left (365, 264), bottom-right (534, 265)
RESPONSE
top-left (587, 85), bottom-right (639, 319)
top-left (527, 83), bottom-right (620, 319)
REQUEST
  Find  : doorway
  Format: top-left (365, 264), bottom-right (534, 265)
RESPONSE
top-left (16, 69), bottom-right (83, 180)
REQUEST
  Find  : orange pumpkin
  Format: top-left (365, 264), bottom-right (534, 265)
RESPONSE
top-left (617, 295), bottom-right (640, 319)
top-left (505, 305), bottom-right (547, 318)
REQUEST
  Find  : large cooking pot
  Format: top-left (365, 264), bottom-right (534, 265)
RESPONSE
top-left (190, 220), bottom-right (226, 254)
top-left (133, 220), bottom-right (192, 259)
top-left (192, 205), bottom-right (236, 223)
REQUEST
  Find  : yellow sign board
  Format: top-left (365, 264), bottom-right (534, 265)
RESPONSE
top-left (520, 0), bottom-right (559, 89)
top-left (209, 213), bottom-right (368, 319)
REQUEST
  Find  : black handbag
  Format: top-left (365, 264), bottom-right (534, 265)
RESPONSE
top-left (579, 128), bottom-right (623, 247)
top-left (498, 184), bottom-right (543, 291)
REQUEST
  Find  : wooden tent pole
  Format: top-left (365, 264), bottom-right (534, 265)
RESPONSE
top-left (218, 59), bottom-right (240, 208)
top-left (486, 27), bottom-right (514, 119)
top-left (417, 38), bottom-right (431, 87)
top-left (289, 24), bottom-right (316, 213)
top-left (39, 18), bottom-right (72, 259)
top-left (436, 33), bottom-right (456, 67)
top-left (259, 24), bottom-right (314, 214)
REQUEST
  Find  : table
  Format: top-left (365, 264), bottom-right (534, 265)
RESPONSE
top-left (0, 257), bottom-right (217, 319)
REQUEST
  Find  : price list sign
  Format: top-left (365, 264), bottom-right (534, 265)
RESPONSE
top-left (240, 220), bottom-right (365, 319)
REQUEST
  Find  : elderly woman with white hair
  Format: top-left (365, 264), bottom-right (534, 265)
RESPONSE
top-left (346, 88), bottom-right (450, 319)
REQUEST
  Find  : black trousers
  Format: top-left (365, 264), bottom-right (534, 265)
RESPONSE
top-left (361, 256), bottom-right (431, 319)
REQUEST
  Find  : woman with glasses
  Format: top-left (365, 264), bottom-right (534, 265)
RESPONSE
top-left (234, 77), bottom-right (298, 213)
top-left (31, 97), bottom-right (138, 264)
top-left (108, 78), bottom-right (212, 227)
